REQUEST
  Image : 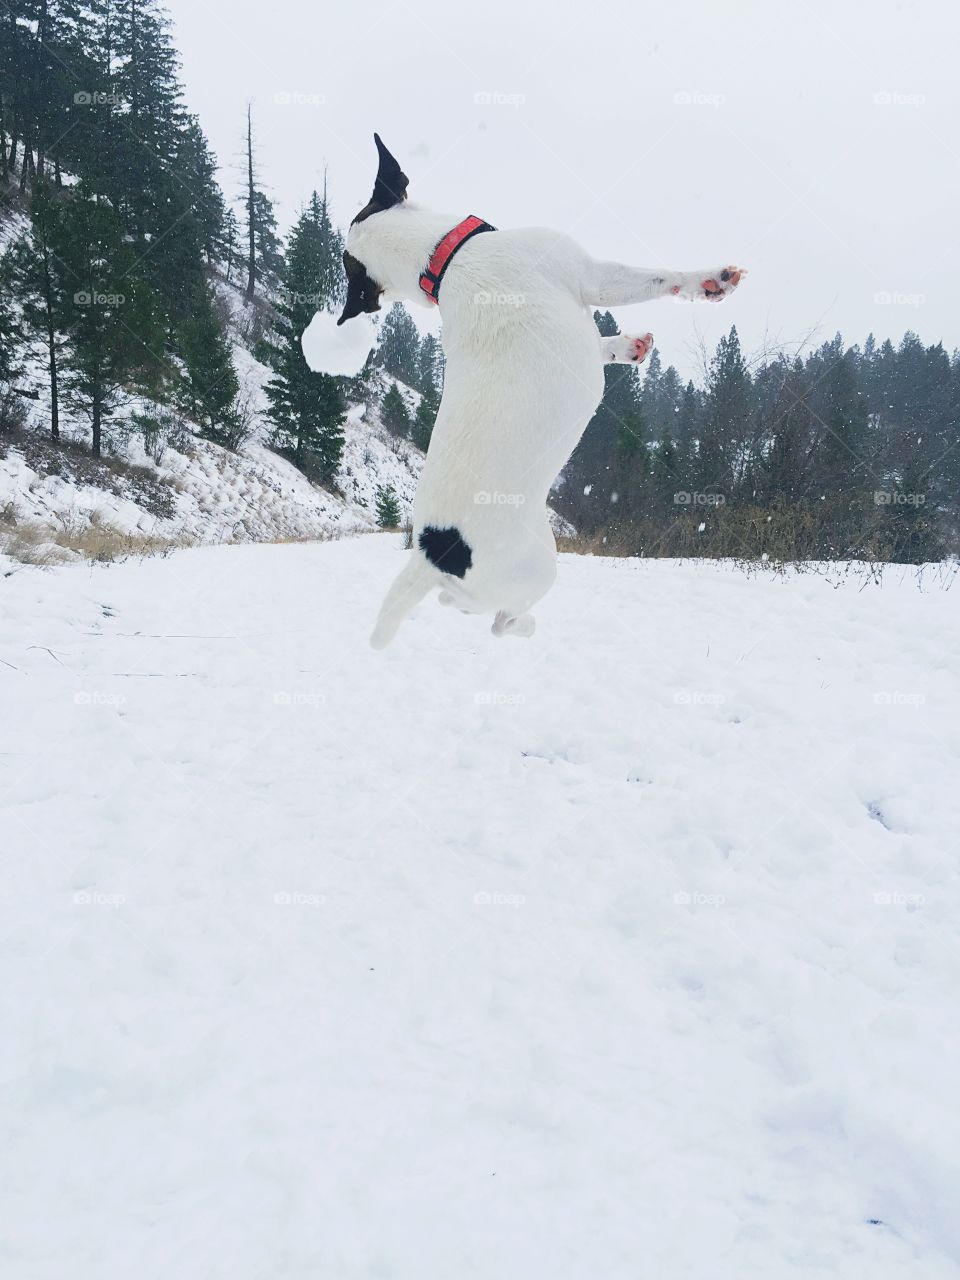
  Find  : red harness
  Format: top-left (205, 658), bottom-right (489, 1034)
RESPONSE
top-left (418, 215), bottom-right (496, 305)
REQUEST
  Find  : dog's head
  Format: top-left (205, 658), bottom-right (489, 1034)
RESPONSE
top-left (337, 134), bottom-right (409, 326)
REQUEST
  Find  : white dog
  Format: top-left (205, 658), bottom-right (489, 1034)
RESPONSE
top-left (338, 136), bottom-right (745, 648)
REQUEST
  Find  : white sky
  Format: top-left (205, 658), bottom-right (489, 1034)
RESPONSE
top-left (169, 0), bottom-right (959, 379)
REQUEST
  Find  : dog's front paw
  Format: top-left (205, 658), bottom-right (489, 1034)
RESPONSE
top-left (603, 331), bottom-right (654, 365)
top-left (671, 267), bottom-right (746, 302)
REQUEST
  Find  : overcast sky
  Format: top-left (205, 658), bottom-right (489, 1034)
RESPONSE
top-left (169, 0), bottom-right (958, 379)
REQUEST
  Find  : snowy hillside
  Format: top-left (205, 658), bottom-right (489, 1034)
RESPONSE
top-left (0, 223), bottom-right (425, 558)
top-left (2, 540), bottom-right (958, 1279)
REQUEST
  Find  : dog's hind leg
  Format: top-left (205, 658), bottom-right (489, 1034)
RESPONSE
top-left (370, 556), bottom-right (436, 649)
top-left (439, 586), bottom-right (477, 614)
top-left (601, 332), bottom-right (654, 365)
top-left (583, 260), bottom-right (745, 307)
top-left (492, 611), bottom-right (536, 639)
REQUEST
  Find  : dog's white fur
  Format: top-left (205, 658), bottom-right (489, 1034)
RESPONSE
top-left (345, 201), bottom-right (743, 648)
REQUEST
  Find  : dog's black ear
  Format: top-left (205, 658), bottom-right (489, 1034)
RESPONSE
top-left (372, 133), bottom-right (408, 206)
top-left (337, 251), bottom-right (383, 325)
top-left (352, 133), bottom-right (409, 224)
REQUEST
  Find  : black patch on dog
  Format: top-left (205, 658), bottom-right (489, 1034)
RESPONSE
top-left (351, 133), bottom-right (409, 226)
top-left (338, 251), bottom-right (383, 325)
top-left (419, 525), bottom-right (473, 578)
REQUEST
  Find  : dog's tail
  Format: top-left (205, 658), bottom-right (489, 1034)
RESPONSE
top-left (370, 555), bottom-right (435, 650)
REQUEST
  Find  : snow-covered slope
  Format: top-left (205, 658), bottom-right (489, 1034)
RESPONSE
top-left (0, 250), bottom-right (425, 556)
top-left (1, 386), bottom-right (423, 560)
top-left (2, 542), bottom-right (957, 1278)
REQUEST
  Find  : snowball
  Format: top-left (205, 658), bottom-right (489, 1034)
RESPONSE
top-left (301, 310), bottom-right (378, 378)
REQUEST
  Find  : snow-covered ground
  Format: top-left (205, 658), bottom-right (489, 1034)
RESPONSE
top-left (2, 541), bottom-right (958, 1279)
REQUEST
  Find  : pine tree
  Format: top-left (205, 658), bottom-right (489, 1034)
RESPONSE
top-left (418, 332), bottom-right (444, 394)
top-left (411, 383), bottom-right (439, 450)
top-left (675, 380), bottom-right (702, 451)
top-left (264, 190), bottom-right (346, 476)
top-left (220, 207), bottom-right (240, 283)
top-left (51, 187), bottom-right (165, 455)
top-left (240, 105), bottom-right (282, 301)
top-left (5, 181), bottom-right (68, 440)
top-left (550, 311), bottom-right (646, 533)
top-left (381, 381), bottom-right (410, 438)
top-left (176, 278), bottom-right (240, 444)
top-left (698, 325), bottom-right (754, 493)
top-left (0, 249), bottom-right (22, 387)
top-left (377, 303), bottom-right (421, 386)
top-left (375, 485), bottom-right (401, 528)
top-left (810, 335), bottom-right (869, 494)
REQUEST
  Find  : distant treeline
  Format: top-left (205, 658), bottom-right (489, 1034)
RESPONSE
top-left (554, 318), bottom-right (959, 563)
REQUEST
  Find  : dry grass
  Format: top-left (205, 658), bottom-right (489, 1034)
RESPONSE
top-left (0, 513), bottom-right (195, 566)
top-left (0, 512), bottom-right (368, 567)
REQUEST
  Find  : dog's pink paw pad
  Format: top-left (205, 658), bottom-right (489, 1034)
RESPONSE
top-left (702, 267), bottom-right (745, 300)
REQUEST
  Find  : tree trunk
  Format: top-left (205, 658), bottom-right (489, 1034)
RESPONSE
top-left (35, 0), bottom-right (49, 180)
top-left (41, 243), bottom-right (59, 442)
top-left (92, 394), bottom-right (101, 458)
top-left (19, 144), bottom-right (32, 192)
top-left (0, 96), bottom-right (8, 176)
top-left (244, 104), bottom-right (256, 302)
